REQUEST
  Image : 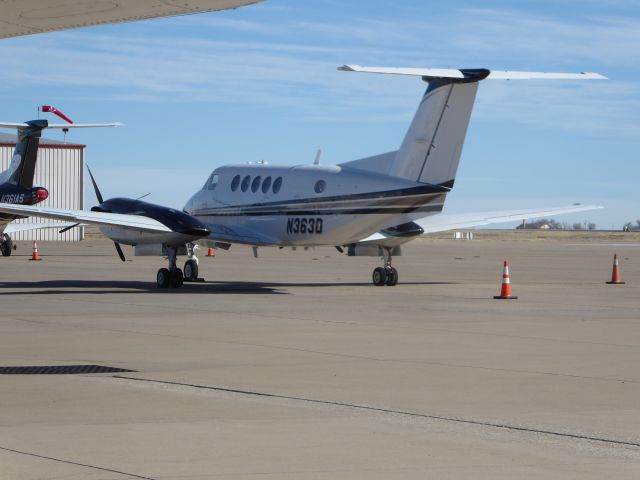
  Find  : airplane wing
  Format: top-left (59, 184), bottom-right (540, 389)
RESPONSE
top-left (415, 204), bottom-right (603, 233)
top-left (3, 221), bottom-right (78, 234)
top-left (202, 222), bottom-right (281, 246)
top-left (0, 1), bottom-right (263, 39)
top-left (0, 203), bottom-right (171, 233)
top-left (358, 204), bottom-right (603, 244)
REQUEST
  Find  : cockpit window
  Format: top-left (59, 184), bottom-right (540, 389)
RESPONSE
top-left (207, 174), bottom-right (219, 191)
top-left (203, 173), bottom-right (213, 190)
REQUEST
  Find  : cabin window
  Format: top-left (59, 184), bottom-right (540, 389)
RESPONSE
top-left (261, 176), bottom-right (272, 194)
top-left (272, 176), bottom-right (283, 194)
top-left (207, 174), bottom-right (219, 191)
top-left (314, 179), bottom-right (326, 193)
top-left (251, 176), bottom-right (261, 193)
top-left (230, 175), bottom-right (241, 192)
top-left (241, 175), bottom-right (251, 192)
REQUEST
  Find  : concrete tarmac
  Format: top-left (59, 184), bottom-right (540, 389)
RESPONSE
top-left (1, 233), bottom-right (640, 479)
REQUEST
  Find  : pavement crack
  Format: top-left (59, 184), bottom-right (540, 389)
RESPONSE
top-left (112, 375), bottom-right (640, 450)
top-left (0, 445), bottom-right (157, 480)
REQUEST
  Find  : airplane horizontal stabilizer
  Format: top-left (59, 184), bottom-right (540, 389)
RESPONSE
top-left (0, 123), bottom-right (122, 130)
top-left (338, 65), bottom-right (607, 80)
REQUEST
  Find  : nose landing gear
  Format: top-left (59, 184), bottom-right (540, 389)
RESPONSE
top-left (372, 247), bottom-right (398, 286)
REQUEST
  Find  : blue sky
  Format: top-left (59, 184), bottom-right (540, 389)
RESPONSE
top-left (0, 0), bottom-right (638, 228)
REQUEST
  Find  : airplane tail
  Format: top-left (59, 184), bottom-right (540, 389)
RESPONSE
top-left (0, 120), bottom-right (48, 188)
top-left (0, 120), bottom-right (122, 187)
top-left (391, 71), bottom-right (484, 188)
top-left (339, 66), bottom-right (606, 188)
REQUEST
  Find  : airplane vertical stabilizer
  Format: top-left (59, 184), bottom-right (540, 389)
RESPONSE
top-left (390, 73), bottom-right (485, 187)
top-left (338, 65), bottom-right (606, 189)
top-left (0, 120), bottom-right (47, 188)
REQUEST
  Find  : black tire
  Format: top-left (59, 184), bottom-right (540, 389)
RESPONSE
top-left (183, 259), bottom-right (198, 281)
top-left (372, 267), bottom-right (387, 286)
top-left (157, 268), bottom-right (171, 288)
top-left (1, 239), bottom-right (12, 257)
top-left (385, 267), bottom-right (398, 286)
top-left (171, 268), bottom-right (184, 288)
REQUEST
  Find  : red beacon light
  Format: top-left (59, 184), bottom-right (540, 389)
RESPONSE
top-left (33, 187), bottom-right (49, 203)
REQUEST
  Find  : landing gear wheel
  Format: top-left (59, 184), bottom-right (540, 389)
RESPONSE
top-left (1, 240), bottom-right (12, 257)
top-left (372, 267), bottom-right (387, 286)
top-left (183, 259), bottom-right (198, 282)
top-left (170, 268), bottom-right (184, 288)
top-left (385, 267), bottom-right (398, 286)
top-left (157, 268), bottom-right (171, 288)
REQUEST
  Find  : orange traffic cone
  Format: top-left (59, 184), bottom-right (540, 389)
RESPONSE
top-left (29, 240), bottom-right (41, 261)
top-left (606, 254), bottom-right (625, 284)
top-left (206, 247), bottom-right (215, 257)
top-left (494, 260), bottom-right (517, 299)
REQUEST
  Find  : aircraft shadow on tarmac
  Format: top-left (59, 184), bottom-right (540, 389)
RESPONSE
top-left (0, 279), bottom-right (457, 295)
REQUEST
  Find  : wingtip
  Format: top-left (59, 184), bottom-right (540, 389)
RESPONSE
top-left (587, 73), bottom-right (608, 80)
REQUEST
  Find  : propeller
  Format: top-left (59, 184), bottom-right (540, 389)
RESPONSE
top-left (86, 164), bottom-right (104, 204)
top-left (59, 223), bottom-right (79, 234)
top-left (86, 164), bottom-right (125, 262)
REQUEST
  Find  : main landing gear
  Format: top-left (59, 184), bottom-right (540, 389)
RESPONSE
top-left (156, 246), bottom-right (183, 288)
top-left (1, 234), bottom-right (13, 257)
top-left (156, 243), bottom-right (202, 288)
top-left (372, 247), bottom-right (398, 286)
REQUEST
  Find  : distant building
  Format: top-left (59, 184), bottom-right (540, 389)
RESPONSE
top-left (0, 132), bottom-right (84, 241)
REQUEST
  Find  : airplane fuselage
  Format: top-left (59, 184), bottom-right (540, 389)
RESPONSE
top-left (184, 163), bottom-right (448, 246)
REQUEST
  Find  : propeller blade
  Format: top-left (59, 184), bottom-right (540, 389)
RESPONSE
top-left (114, 242), bottom-right (126, 262)
top-left (86, 164), bottom-right (104, 204)
top-left (59, 223), bottom-right (79, 234)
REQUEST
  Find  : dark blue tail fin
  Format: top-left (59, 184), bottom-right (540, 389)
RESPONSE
top-left (0, 120), bottom-right (48, 188)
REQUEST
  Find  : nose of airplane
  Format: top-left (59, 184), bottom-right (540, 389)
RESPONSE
top-left (179, 225), bottom-right (210, 237)
top-left (176, 213), bottom-right (210, 237)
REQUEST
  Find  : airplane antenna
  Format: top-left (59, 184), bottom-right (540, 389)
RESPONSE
top-left (314, 149), bottom-right (322, 165)
top-left (136, 192), bottom-right (151, 201)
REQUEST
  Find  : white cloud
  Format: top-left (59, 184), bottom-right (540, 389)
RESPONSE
top-left (0, 5), bottom-right (636, 138)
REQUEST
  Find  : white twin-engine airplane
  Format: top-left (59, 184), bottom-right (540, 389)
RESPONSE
top-left (0, 66), bottom-right (604, 287)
